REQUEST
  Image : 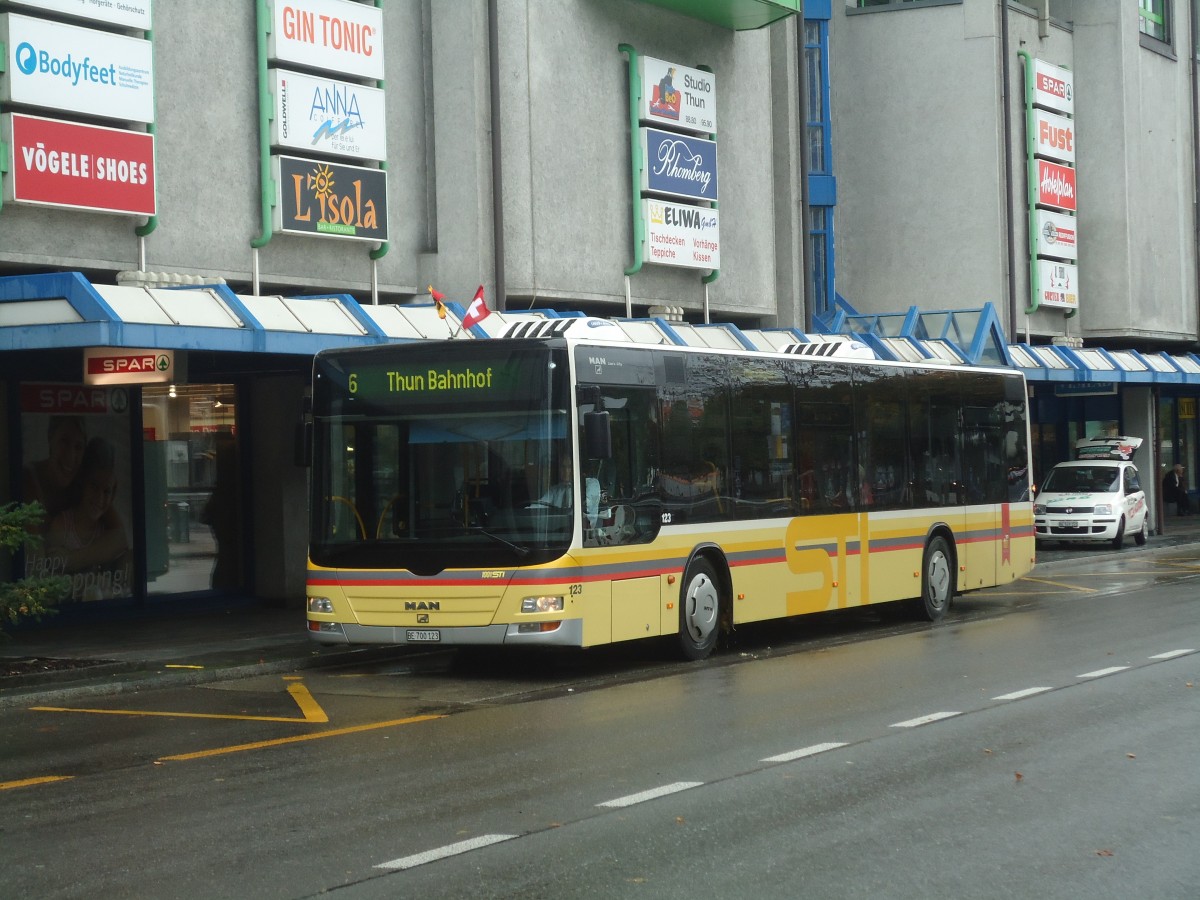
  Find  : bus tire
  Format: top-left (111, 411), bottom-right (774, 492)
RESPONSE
top-left (678, 557), bottom-right (722, 661)
top-left (914, 535), bottom-right (953, 622)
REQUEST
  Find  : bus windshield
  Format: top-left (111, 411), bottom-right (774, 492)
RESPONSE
top-left (310, 343), bottom-right (574, 572)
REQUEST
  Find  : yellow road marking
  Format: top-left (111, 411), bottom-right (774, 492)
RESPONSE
top-left (159, 714), bottom-right (445, 761)
top-left (1020, 577), bottom-right (1098, 593)
top-left (164, 664), bottom-right (204, 669)
top-left (31, 680), bottom-right (329, 724)
top-left (1, 775), bottom-right (74, 791)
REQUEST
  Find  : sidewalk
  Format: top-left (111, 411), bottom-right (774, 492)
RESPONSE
top-left (4, 514), bottom-right (1200, 709)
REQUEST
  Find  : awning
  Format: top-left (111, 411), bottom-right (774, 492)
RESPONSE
top-left (0, 271), bottom-right (465, 356)
top-left (1008, 343), bottom-right (1200, 385)
top-left (635, 0), bottom-right (800, 30)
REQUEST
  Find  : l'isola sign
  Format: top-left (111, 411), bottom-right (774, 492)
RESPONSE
top-left (274, 155), bottom-right (388, 242)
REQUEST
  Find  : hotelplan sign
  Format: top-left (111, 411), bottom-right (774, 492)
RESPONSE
top-left (1, 13), bottom-right (154, 123)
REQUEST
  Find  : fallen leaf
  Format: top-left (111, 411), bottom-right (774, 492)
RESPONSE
top-left (1126, 753), bottom-right (1136, 759)
top-left (1014, 772), bottom-right (1023, 782)
top-left (983, 748), bottom-right (993, 754)
top-left (675, 816), bottom-right (686, 825)
top-left (1096, 849), bottom-right (1114, 857)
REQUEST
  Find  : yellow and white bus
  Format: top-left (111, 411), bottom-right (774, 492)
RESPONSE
top-left (306, 321), bottom-right (1034, 659)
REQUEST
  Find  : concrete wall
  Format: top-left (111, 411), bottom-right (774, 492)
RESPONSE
top-left (0, 1), bottom-right (806, 325)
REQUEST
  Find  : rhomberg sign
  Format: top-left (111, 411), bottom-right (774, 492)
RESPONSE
top-left (4, 113), bottom-right (156, 216)
top-left (273, 155), bottom-right (387, 241)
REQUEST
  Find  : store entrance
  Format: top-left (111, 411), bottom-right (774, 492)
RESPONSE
top-left (142, 384), bottom-right (241, 595)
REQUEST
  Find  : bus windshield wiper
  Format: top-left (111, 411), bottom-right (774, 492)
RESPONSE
top-left (468, 525), bottom-right (531, 559)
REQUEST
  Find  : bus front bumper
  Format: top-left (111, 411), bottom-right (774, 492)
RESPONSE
top-left (307, 618), bottom-right (585, 648)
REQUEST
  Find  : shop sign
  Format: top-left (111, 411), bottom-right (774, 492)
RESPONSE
top-left (1036, 209), bottom-right (1078, 261)
top-left (1037, 258), bottom-right (1078, 309)
top-left (1037, 159), bottom-right (1076, 212)
top-left (1033, 58), bottom-right (1073, 116)
top-left (1034, 108), bottom-right (1074, 165)
top-left (274, 155), bottom-right (388, 242)
top-left (268, 0), bottom-right (384, 81)
top-left (1054, 382), bottom-right (1116, 397)
top-left (83, 348), bottom-right (173, 385)
top-left (6, 0), bottom-right (151, 31)
top-left (272, 69), bottom-right (387, 162)
top-left (4, 113), bottom-right (156, 216)
top-left (638, 55), bottom-right (717, 135)
top-left (640, 128), bottom-right (718, 201)
top-left (0, 14), bottom-right (154, 123)
top-left (642, 198), bottom-right (720, 270)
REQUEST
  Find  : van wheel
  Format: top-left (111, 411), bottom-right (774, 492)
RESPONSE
top-left (1112, 518), bottom-right (1125, 550)
top-left (912, 535), bottom-right (953, 622)
top-left (1133, 517), bottom-right (1148, 546)
top-left (678, 557), bottom-right (722, 661)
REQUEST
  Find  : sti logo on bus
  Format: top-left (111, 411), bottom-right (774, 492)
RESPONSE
top-left (404, 601), bottom-right (440, 611)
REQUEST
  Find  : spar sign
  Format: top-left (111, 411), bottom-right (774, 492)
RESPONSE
top-left (83, 348), bottom-right (174, 385)
top-left (4, 113), bottom-right (155, 215)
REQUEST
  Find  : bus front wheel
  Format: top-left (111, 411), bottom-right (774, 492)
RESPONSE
top-left (914, 535), bottom-right (953, 622)
top-left (678, 558), bottom-right (722, 660)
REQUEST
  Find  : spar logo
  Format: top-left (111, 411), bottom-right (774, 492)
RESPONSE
top-left (14, 40), bottom-right (118, 88)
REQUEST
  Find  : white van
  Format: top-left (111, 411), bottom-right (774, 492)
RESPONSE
top-left (1034, 437), bottom-right (1150, 550)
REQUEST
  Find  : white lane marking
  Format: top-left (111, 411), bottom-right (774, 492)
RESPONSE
top-left (1149, 649), bottom-right (1195, 660)
top-left (890, 711), bottom-right (961, 729)
top-left (596, 781), bottom-right (703, 808)
top-left (762, 742), bottom-right (848, 763)
top-left (1078, 666), bottom-right (1130, 678)
top-left (992, 687), bottom-right (1053, 701)
top-left (375, 834), bottom-right (518, 870)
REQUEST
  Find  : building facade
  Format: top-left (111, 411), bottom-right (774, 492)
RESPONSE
top-left (828, 0), bottom-right (1200, 526)
top-left (0, 0), bottom-right (812, 613)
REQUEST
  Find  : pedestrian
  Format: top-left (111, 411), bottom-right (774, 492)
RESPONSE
top-left (1161, 463), bottom-right (1192, 516)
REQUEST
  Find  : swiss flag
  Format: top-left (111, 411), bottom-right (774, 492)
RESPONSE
top-left (461, 285), bottom-right (491, 329)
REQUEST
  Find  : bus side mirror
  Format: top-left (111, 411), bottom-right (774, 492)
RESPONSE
top-left (584, 409), bottom-right (612, 460)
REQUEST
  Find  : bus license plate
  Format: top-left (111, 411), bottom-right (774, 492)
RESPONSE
top-left (406, 629), bottom-right (440, 642)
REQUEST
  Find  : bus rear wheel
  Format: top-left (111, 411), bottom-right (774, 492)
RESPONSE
top-left (913, 535), bottom-right (953, 622)
top-left (678, 558), bottom-right (722, 660)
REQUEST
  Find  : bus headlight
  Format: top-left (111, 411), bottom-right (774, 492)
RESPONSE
top-left (522, 595), bottom-right (564, 613)
top-left (308, 597), bottom-right (334, 614)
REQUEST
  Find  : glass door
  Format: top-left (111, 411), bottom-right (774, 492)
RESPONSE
top-left (142, 384), bottom-right (241, 595)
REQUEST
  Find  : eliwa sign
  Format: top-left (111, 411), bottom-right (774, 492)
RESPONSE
top-left (0, 13), bottom-right (154, 123)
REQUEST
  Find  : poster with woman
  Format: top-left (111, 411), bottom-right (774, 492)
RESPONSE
top-left (21, 384), bottom-right (134, 602)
